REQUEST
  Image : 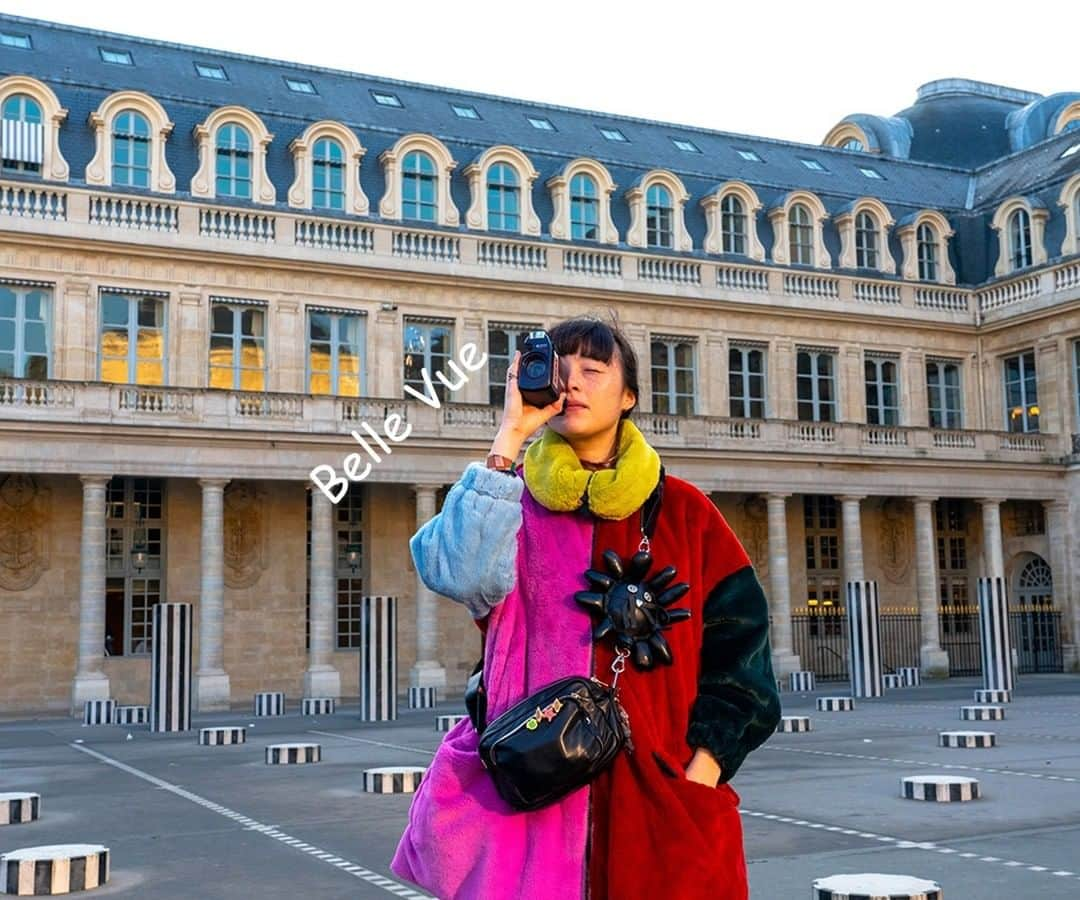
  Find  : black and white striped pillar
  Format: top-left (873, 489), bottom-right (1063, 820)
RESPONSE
top-left (939, 730), bottom-right (996, 748)
top-left (265, 743), bottom-right (321, 765)
top-left (363, 766), bottom-right (426, 794)
top-left (977, 575), bottom-right (1014, 693)
top-left (199, 727), bottom-right (246, 746)
top-left (150, 602), bottom-right (192, 733)
top-left (82, 699), bottom-right (115, 725)
top-left (360, 596), bottom-right (398, 722)
top-left (254, 692), bottom-right (285, 716)
top-left (776, 716), bottom-right (812, 733)
top-left (435, 714), bottom-right (468, 732)
top-left (817, 696), bottom-right (854, 712)
top-left (789, 671), bottom-right (815, 692)
top-left (115, 705), bottom-right (147, 726)
top-left (901, 775), bottom-right (980, 803)
top-left (811, 873), bottom-right (941, 900)
top-left (408, 687), bottom-right (437, 709)
top-left (301, 698), bottom-right (335, 716)
top-left (845, 580), bottom-right (883, 698)
top-left (1, 844), bottom-right (109, 895)
top-left (974, 688), bottom-right (1011, 704)
top-left (961, 705), bottom-right (1005, 721)
top-left (0, 793), bottom-right (40, 826)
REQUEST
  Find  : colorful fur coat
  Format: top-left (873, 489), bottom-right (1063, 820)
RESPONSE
top-left (391, 422), bottom-right (781, 899)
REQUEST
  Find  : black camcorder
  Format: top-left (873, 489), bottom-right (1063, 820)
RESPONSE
top-left (517, 330), bottom-right (563, 407)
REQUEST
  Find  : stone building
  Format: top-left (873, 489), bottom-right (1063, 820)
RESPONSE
top-left (0, 13), bottom-right (1077, 714)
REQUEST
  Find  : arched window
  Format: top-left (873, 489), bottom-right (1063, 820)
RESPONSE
top-left (789, 203), bottom-right (814, 265)
top-left (216, 123), bottom-right (252, 199)
top-left (570, 172), bottom-right (598, 241)
top-left (917, 223), bottom-right (938, 282)
top-left (487, 162), bottom-right (520, 231)
top-left (1009, 209), bottom-right (1032, 270)
top-left (855, 211), bottom-right (879, 268)
top-left (1063, 119), bottom-right (1080, 134)
top-left (720, 194), bottom-right (747, 255)
top-left (1, 93), bottom-right (43, 174)
top-left (402, 150), bottom-right (437, 222)
top-left (312, 137), bottom-right (344, 211)
top-left (646, 183), bottom-right (673, 249)
top-left (112, 110), bottom-right (150, 188)
top-left (841, 138), bottom-right (864, 151)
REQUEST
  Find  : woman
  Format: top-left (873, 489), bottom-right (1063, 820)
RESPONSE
top-left (390, 317), bottom-right (781, 900)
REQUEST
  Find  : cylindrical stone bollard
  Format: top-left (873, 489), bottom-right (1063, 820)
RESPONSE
top-left (777, 716), bottom-right (812, 733)
top-left (898, 666), bottom-right (921, 687)
top-left (939, 730), bottom-right (995, 748)
top-left (901, 775), bottom-right (980, 802)
top-left (789, 671), bottom-right (816, 692)
top-left (977, 575), bottom-right (1014, 693)
top-left (811, 872), bottom-right (941, 899)
top-left (199, 727), bottom-right (246, 746)
top-left (408, 686), bottom-right (437, 709)
top-left (363, 766), bottom-right (426, 794)
top-left (846, 580), bottom-right (883, 698)
top-left (301, 698), bottom-right (335, 716)
top-left (960, 705), bottom-right (1004, 721)
top-left (974, 688), bottom-right (1010, 704)
top-left (265, 743), bottom-right (321, 765)
top-left (360, 596), bottom-right (398, 722)
top-left (114, 705), bottom-right (147, 726)
top-left (82, 699), bottom-right (115, 726)
top-left (817, 696), bottom-right (854, 712)
top-left (1, 844), bottom-right (109, 895)
top-left (253, 692), bottom-right (284, 716)
top-left (150, 602), bottom-right (193, 733)
top-left (435, 714), bottom-right (468, 732)
top-left (883, 674), bottom-right (904, 689)
top-left (0, 794), bottom-right (40, 826)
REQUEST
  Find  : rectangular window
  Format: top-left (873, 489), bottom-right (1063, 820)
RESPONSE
top-left (306, 486), bottom-right (366, 650)
top-left (736, 149), bottom-right (762, 162)
top-left (650, 338), bottom-right (696, 416)
top-left (0, 283), bottom-right (50, 379)
top-left (372, 90), bottom-right (402, 107)
top-left (796, 349), bottom-right (837, 422)
top-left (195, 63), bottom-right (227, 80)
top-left (104, 477), bottom-right (165, 657)
top-left (800, 158), bottom-right (827, 172)
top-left (1, 32), bottom-right (31, 50)
top-left (307, 310), bottom-right (365, 396)
top-left (487, 324), bottom-right (537, 406)
top-left (100, 48), bottom-right (133, 65)
top-left (859, 167), bottom-right (883, 179)
top-left (209, 301), bottom-right (266, 391)
top-left (599, 127), bottom-right (628, 142)
top-left (672, 138), bottom-right (700, 153)
top-left (728, 345), bottom-right (766, 418)
top-left (926, 359), bottom-right (963, 429)
top-left (804, 495), bottom-right (841, 632)
top-left (1003, 350), bottom-right (1038, 433)
top-left (935, 498), bottom-right (969, 616)
top-left (404, 319), bottom-right (453, 402)
top-left (99, 292), bottom-right (166, 385)
top-left (527, 116), bottom-right (555, 131)
top-left (864, 354), bottom-right (899, 426)
top-left (452, 104), bottom-right (480, 119)
top-left (285, 77), bottom-right (317, 94)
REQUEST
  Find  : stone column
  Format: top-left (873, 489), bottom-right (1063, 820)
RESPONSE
top-left (194, 479), bottom-right (232, 711)
top-left (980, 497), bottom-right (1006, 578)
top-left (304, 486), bottom-right (342, 699)
top-left (1045, 498), bottom-right (1075, 670)
top-left (839, 495), bottom-right (866, 586)
top-left (72, 475), bottom-right (111, 712)
top-left (410, 484), bottom-right (446, 689)
top-left (766, 492), bottom-right (801, 676)
top-left (913, 496), bottom-right (949, 676)
top-left (1067, 465), bottom-right (1080, 672)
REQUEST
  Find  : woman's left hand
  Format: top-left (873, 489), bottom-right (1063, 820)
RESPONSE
top-left (684, 747), bottom-right (722, 787)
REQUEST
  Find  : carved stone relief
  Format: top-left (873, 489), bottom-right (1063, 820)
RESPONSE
top-left (0, 475), bottom-right (50, 591)
top-left (880, 498), bottom-right (912, 584)
top-left (223, 481), bottom-right (268, 589)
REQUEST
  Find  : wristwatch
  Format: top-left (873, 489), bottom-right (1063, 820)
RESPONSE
top-left (486, 453), bottom-right (517, 474)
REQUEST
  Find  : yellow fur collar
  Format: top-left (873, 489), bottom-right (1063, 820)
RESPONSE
top-left (522, 418), bottom-right (661, 519)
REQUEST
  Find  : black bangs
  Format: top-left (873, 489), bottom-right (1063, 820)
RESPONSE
top-left (548, 318), bottom-right (616, 363)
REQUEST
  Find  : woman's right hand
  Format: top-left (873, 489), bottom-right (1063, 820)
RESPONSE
top-left (490, 350), bottom-right (567, 458)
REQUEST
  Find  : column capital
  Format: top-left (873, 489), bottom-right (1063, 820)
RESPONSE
top-left (79, 474), bottom-right (110, 489)
top-left (766, 491), bottom-right (792, 501)
top-left (411, 483), bottom-right (443, 495)
top-left (911, 495), bottom-right (938, 505)
top-left (1041, 498), bottom-right (1069, 510)
top-left (836, 494), bottom-right (867, 504)
top-left (198, 477), bottom-right (231, 490)
top-left (979, 496), bottom-right (1008, 506)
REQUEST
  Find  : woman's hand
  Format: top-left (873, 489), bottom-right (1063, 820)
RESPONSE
top-left (684, 747), bottom-right (722, 787)
top-left (489, 350), bottom-right (567, 460)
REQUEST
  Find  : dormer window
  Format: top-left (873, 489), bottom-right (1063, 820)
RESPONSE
top-left (855, 211), bottom-right (880, 268)
top-left (570, 172), bottom-right (599, 241)
top-left (789, 204), bottom-right (814, 265)
top-left (736, 149), bottom-right (762, 162)
top-left (842, 138), bottom-right (864, 151)
top-left (372, 91), bottom-right (402, 108)
top-left (859, 167), bottom-right (883, 179)
top-left (112, 110), bottom-right (151, 188)
top-left (452, 104), bottom-right (480, 119)
top-left (1, 32), bottom-right (31, 50)
top-left (800, 158), bottom-right (827, 172)
top-left (1, 94), bottom-right (43, 175)
top-left (917, 223), bottom-right (938, 282)
top-left (402, 150), bottom-right (437, 223)
top-left (196, 63), bottom-right (227, 81)
top-left (672, 138), bottom-right (700, 153)
top-left (1009, 209), bottom-right (1033, 270)
top-left (528, 116), bottom-right (555, 131)
top-left (599, 127), bottom-right (628, 142)
top-left (285, 78), bottom-right (317, 95)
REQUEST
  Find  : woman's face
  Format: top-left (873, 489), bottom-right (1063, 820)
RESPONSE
top-left (546, 348), bottom-right (636, 444)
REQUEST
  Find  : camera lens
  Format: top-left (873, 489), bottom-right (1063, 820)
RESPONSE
top-left (524, 359), bottom-right (547, 380)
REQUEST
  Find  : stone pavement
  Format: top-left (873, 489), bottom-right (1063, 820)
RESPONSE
top-left (1, 674), bottom-right (1078, 898)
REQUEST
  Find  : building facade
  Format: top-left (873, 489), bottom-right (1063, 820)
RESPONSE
top-left (0, 14), bottom-right (1078, 714)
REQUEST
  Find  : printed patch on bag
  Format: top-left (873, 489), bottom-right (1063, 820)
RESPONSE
top-left (525, 697), bottom-right (564, 730)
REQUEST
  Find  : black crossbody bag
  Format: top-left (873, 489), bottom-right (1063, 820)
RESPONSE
top-left (465, 470), bottom-right (665, 813)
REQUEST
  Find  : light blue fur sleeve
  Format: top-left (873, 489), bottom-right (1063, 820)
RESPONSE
top-left (409, 461), bottom-right (524, 618)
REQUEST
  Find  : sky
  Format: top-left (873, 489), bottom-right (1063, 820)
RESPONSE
top-left (2, 0), bottom-right (1068, 147)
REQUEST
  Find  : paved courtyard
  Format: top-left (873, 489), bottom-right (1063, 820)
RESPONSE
top-left (2, 674), bottom-right (1079, 899)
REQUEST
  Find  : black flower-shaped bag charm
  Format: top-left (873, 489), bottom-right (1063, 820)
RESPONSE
top-left (574, 547), bottom-right (692, 669)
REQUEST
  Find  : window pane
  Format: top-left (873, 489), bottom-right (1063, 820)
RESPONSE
top-left (103, 295), bottom-right (128, 325)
